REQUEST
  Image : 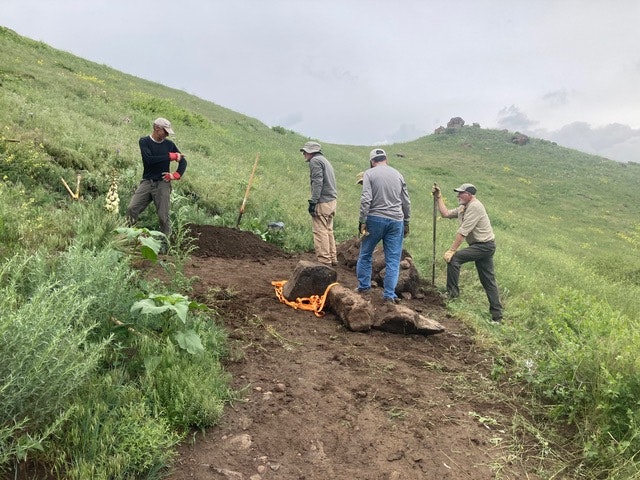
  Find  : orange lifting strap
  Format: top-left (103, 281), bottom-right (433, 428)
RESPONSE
top-left (271, 280), bottom-right (339, 317)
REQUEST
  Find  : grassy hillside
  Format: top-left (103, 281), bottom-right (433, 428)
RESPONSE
top-left (2, 26), bottom-right (640, 479)
top-left (3, 25), bottom-right (639, 307)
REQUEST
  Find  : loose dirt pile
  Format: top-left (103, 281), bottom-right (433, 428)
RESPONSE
top-left (166, 225), bottom-right (540, 480)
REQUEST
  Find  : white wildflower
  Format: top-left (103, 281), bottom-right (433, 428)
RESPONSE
top-left (105, 173), bottom-right (120, 213)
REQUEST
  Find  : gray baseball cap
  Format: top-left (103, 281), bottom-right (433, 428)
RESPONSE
top-left (300, 141), bottom-right (322, 153)
top-left (453, 183), bottom-right (477, 195)
top-left (153, 117), bottom-right (174, 135)
top-left (369, 148), bottom-right (387, 162)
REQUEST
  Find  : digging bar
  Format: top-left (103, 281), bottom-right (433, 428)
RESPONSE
top-left (431, 183), bottom-right (437, 285)
top-left (235, 153), bottom-right (260, 229)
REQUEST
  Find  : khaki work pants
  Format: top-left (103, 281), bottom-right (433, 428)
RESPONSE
top-left (312, 199), bottom-right (337, 265)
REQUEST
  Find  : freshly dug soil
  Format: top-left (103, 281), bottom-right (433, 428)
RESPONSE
top-left (164, 225), bottom-right (541, 480)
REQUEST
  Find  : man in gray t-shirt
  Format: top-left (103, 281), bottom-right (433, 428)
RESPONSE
top-left (433, 183), bottom-right (503, 322)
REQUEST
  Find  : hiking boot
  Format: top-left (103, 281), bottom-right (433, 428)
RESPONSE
top-left (383, 297), bottom-right (401, 305)
top-left (355, 287), bottom-right (371, 301)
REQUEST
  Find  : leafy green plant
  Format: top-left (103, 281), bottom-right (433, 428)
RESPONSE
top-left (115, 226), bottom-right (165, 261)
top-left (131, 293), bottom-right (209, 355)
top-left (508, 288), bottom-right (640, 474)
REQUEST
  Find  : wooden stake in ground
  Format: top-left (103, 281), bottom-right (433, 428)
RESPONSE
top-left (61, 174), bottom-right (82, 200)
top-left (235, 153), bottom-right (260, 228)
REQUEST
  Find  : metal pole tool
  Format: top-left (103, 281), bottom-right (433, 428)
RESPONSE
top-left (431, 183), bottom-right (438, 285)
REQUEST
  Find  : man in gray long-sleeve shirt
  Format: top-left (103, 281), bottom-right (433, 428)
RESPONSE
top-left (300, 141), bottom-right (338, 265)
top-left (356, 148), bottom-right (411, 303)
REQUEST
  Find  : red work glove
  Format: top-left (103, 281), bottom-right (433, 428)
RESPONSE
top-left (163, 172), bottom-right (181, 182)
top-left (169, 152), bottom-right (181, 161)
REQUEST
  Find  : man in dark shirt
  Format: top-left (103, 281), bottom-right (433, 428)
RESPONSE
top-left (126, 117), bottom-right (187, 241)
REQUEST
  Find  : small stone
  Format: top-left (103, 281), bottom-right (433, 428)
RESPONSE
top-left (387, 450), bottom-right (405, 462)
top-left (227, 433), bottom-right (252, 450)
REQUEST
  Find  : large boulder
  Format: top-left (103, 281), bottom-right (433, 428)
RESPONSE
top-left (326, 285), bottom-right (444, 335)
top-left (282, 260), bottom-right (337, 301)
top-left (278, 258), bottom-right (445, 336)
top-left (336, 237), bottom-right (421, 297)
top-left (511, 133), bottom-right (529, 145)
top-left (372, 302), bottom-right (444, 335)
top-left (327, 284), bottom-right (374, 332)
top-left (377, 256), bottom-right (420, 298)
top-left (446, 117), bottom-right (465, 129)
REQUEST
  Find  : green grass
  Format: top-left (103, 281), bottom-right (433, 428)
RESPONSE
top-left (2, 25), bottom-right (640, 479)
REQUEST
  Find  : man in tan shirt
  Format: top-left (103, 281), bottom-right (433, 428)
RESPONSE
top-left (433, 183), bottom-right (503, 322)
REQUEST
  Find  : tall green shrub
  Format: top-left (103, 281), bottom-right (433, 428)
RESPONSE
top-left (0, 277), bottom-right (108, 471)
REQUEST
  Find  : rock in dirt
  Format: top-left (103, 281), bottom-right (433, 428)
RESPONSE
top-left (327, 284), bottom-right (444, 335)
top-left (209, 466), bottom-right (244, 479)
top-left (327, 284), bottom-right (375, 332)
top-left (373, 303), bottom-right (445, 335)
top-left (282, 260), bottom-right (337, 301)
top-left (337, 237), bottom-right (420, 296)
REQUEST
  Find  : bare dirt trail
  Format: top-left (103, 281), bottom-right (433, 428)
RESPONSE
top-left (165, 225), bottom-right (541, 480)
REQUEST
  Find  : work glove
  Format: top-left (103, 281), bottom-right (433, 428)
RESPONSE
top-left (358, 222), bottom-right (368, 237)
top-left (403, 221), bottom-right (410, 238)
top-left (308, 200), bottom-right (317, 217)
top-left (432, 183), bottom-right (441, 199)
top-left (162, 171), bottom-right (181, 182)
top-left (169, 152), bottom-right (181, 161)
top-left (443, 249), bottom-right (455, 263)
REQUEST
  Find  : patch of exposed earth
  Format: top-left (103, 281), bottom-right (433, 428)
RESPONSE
top-left (164, 225), bottom-right (542, 480)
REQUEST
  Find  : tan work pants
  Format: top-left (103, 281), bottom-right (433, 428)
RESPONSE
top-left (312, 199), bottom-right (337, 265)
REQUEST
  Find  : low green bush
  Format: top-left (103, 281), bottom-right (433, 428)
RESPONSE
top-left (140, 338), bottom-right (232, 429)
top-left (53, 372), bottom-right (180, 480)
top-left (510, 288), bottom-right (640, 476)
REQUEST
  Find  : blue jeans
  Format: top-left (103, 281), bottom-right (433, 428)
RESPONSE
top-left (356, 216), bottom-right (404, 300)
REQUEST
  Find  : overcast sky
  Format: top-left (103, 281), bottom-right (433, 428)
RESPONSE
top-left (3, 0), bottom-right (640, 163)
